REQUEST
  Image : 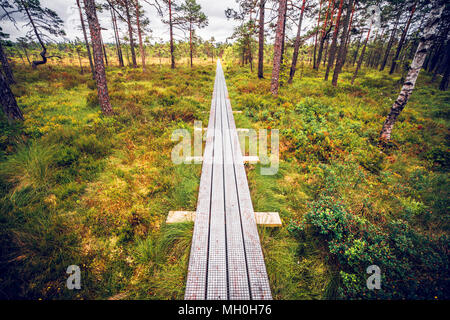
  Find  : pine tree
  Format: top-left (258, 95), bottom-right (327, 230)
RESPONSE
top-left (176, 0), bottom-right (208, 67)
top-left (270, 0), bottom-right (287, 96)
top-left (83, 0), bottom-right (113, 115)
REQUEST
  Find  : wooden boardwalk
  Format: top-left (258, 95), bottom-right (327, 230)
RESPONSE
top-left (184, 60), bottom-right (272, 300)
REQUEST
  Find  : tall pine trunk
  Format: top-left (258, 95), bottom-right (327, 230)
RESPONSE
top-left (125, 0), bottom-right (137, 68)
top-left (313, 0), bottom-right (324, 70)
top-left (0, 72), bottom-right (23, 121)
top-left (344, 1), bottom-right (355, 51)
top-left (102, 40), bottom-right (109, 66)
top-left (110, 5), bottom-right (124, 67)
top-left (351, 22), bottom-right (371, 85)
top-left (289, 0), bottom-right (307, 83)
top-left (315, 0), bottom-right (333, 70)
top-left (379, 10), bottom-right (400, 71)
top-left (270, 0), bottom-right (287, 96)
top-left (331, 0), bottom-right (354, 86)
top-left (134, 0), bottom-right (146, 72)
top-left (22, 45), bottom-right (31, 66)
top-left (258, 0), bottom-right (266, 79)
top-left (352, 32), bottom-right (363, 66)
top-left (189, 23), bottom-right (193, 67)
top-left (83, 0), bottom-right (113, 115)
top-left (280, 8), bottom-right (287, 65)
top-left (439, 45), bottom-right (450, 91)
top-left (324, 0), bottom-right (344, 81)
top-left (76, 0), bottom-right (95, 78)
top-left (389, 2), bottom-right (416, 74)
top-left (169, 0), bottom-right (175, 69)
top-left (76, 48), bottom-right (84, 74)
top-left (0, 42), bottom-right (15, 84)
top-left (380, 3), bottom-right (444, 141)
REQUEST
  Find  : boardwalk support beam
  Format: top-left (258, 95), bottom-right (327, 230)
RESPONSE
top-left (167, 211), bottom-right (282, 227)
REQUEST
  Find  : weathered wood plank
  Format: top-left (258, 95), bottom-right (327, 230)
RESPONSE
top-left (206, 65), bottom-right (227, 300)
top-left (222, 67), bottom-right (272, 300)
top-left (167, 211), bottom-right (282, 228)
top-left (184, 63), bottom-right (219, 300)
top-left (185, 60), bottom-right (272, 300)
top-left (220, 71), bottom-right (250, 300)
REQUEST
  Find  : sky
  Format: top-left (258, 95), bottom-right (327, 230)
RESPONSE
top-left (1, 0), bottom-right (242, 44)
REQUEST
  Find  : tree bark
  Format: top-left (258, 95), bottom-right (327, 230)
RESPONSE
top-left (324, 0), bottom-right (344, 81)
top-left (189, 23), bottom-right (193, 67)
top-left (351, 22), bottom-right (371, 85)
top-left (270, 0), bottom-right (287, 96)
top-left (439, 45), bottom-right (450, 91)
top-left (124, 0), bottom-right (137, 68)
top-left (22, 45), bottom-right (31, 66)
top-left (76, 48), bottom-right (84, 74)
top-left (169, 0), bottom-right (175, 69)
top-left (277, 8), bottom-right (288, 67)
top-left (344, 1), bottom-right (355, 51)
top-left (313, 0), bottom-right (324, 70)
top-left (110, 5), bottom-right (124, 67)
top-left (288, 0), bottom-right (307, 83)
top-left (102, 40), bottom-right (109, 66)
top-left (315, 0), bottom-right (333, 70)
top-left (331, 0), bottom-right (353, 86)
top-left (258, 0), bottom-right (266, 79)
top-left (0, 71), bottom-right (23, 121)
top-left (134, 0), bottom-right (146, 71)
top-left (76, 0), bottom-right (95, 78)
top-left (83, 0), bottom-right (113, 115)
top-left (352, 31), bottom-right (363, 66)
top-left (379, 10), bottom-right (401, 71)
top-left (380, 3), bottom-right (444, 141)
top-left (0, 42), bottom-right (15, 84)
top-left (389, 2), bottom-right (416, 74)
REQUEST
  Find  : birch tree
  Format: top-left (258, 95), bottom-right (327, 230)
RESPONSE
top-left (380, 2), bottom-right (445, 141)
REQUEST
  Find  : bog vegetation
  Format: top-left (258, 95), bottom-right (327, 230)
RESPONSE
top-left (0, 0), bottom-right (449, 300)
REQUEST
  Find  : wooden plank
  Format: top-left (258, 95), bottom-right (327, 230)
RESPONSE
top-left (206, 63), bottom-right (227, 300)
top-left (167, 211), bottom-right (282, 228)
top-left (221, 65), bottom-right (272, 300)
top-left (185, 60), bottom-right (272, 300)
top-left (254, 212), bottom-right (282, 227)
top-left (220, 71), bottom-right (250, 300)
top-left (167, 211), bottom-right (196, 224)
top-left (184, 62), bottom-right (219, 300)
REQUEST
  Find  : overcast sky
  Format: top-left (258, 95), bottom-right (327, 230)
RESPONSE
top-left (2, 0), bottom-right (243, 43)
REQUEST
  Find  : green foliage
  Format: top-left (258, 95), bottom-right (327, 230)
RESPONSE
top-left (225, 61), bottom-right (449, 300)
top-left (292, 195), bottom-right (449, 299)
top-left (0, 142), bottom-right (55, 191)
top-left (0, 62), bottom-right (215, 299)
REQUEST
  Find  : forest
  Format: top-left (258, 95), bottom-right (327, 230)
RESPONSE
top-left (0, 0), bottom-right (449, 300)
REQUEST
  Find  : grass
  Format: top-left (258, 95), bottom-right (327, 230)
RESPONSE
top-left (223, 60), bottom-right (449, 299)
top-left (0, 56), bottom-right (448, 300)
top-left (0, 61), bottom-right (214, 299)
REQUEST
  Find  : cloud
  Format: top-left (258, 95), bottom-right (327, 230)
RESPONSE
top-left (3, 0), bottom-right (241, 43)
